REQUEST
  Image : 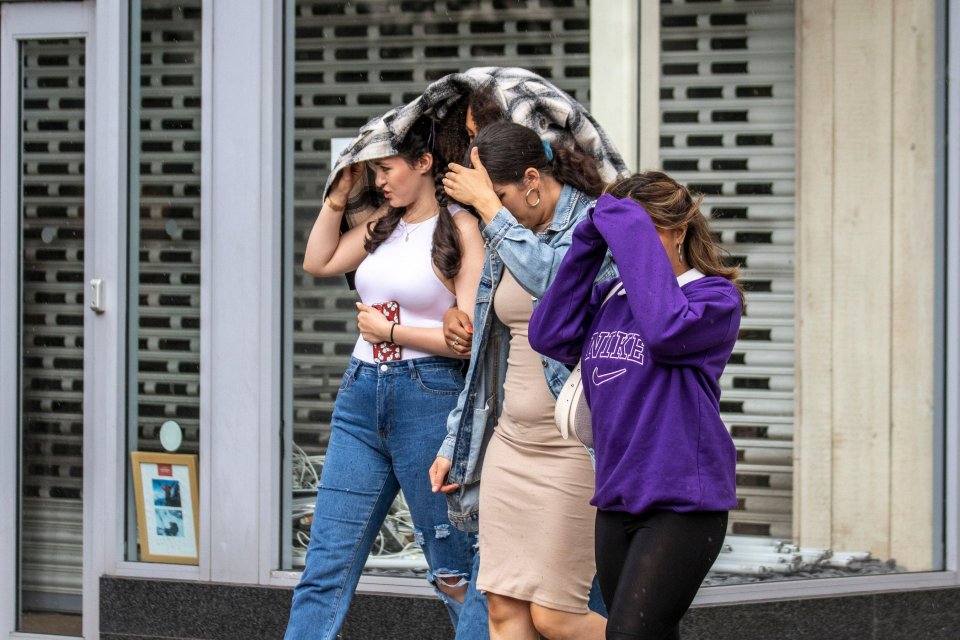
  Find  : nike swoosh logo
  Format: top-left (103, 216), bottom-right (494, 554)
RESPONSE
top-left (592, 367), bottom-right (627, 385)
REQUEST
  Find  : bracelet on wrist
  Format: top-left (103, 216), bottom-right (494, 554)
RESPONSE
top-left (324, 197), bottom-right (346, 212)
top-left (389, 321), bottom-right (397, 343)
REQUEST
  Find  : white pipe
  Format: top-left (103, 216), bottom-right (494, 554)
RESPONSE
top-left (725, 535), bottom-right (786, 548)
top-left (721, 552), bottom-right (803, 570)
top-left (709, 561), bottom-right (774, 575)
top-left (364, 557), bottom-right (429, 570)
top-left (796, 549), bottom-right (831, 563)
top-left (730, 552), bottom-right (801, 564)
top-left (822, 556), bottom-right (855, 568)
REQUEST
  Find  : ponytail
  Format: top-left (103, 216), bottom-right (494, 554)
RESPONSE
top-left (431, 171), bottom-right (462, 279)
top-left (468, 121), bottom-right (605, 199)
top-left (548, 144), bottom-right (605, 199)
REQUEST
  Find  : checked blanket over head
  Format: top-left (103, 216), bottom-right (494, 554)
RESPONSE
top-left (325, 66), bottom-right (629, 229)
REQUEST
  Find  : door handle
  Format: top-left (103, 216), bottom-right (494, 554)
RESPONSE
top-left (90, 278), bottom-right (105, 314)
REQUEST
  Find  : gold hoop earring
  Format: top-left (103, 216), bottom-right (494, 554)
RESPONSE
top-left (677, 243), bottom-right (684, 265)
top-left (525, 187), bottom-right (541, 207)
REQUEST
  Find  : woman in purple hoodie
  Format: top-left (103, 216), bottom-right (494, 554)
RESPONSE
top-left (528, 172), bottom-right (743, 640)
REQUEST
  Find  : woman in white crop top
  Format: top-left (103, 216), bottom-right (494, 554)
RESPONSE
top-left (285, 116), bottom-right (486, 640)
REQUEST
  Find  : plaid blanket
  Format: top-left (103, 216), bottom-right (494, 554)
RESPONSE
top-left (327, 66), bottom-right (629, 228)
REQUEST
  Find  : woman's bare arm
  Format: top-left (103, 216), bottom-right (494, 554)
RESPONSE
top-left (303, 164), bottom-right (386, 277)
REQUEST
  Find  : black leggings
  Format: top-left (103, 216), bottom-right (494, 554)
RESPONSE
top-left (595, 509), bottom-right (728, 640)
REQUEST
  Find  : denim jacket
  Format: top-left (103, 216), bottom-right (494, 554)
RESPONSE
top-left (438, 185), bottom-right (618, 532)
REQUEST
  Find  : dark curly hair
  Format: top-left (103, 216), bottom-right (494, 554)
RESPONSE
top-left (363, 115), bottom-right (462, 279)
top-left (466, 121), bottom-right (605, 199)
top-left (434, 83), bottom-right (507, 181)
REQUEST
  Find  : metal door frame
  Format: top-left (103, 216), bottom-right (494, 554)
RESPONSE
top-left (1, 2), bottom-right (100, 638)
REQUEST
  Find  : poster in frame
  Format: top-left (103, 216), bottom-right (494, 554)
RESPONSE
top-left (130, 451), bottom-right (199, 564)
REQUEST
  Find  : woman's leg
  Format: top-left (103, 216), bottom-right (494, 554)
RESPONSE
top-left (587, 573), bottom-right (608, 617)
top-left (390, 360), bottom-right (482, 633)
top-left (513, 512), bottom-right (607, 640)
top-left (530, 603), bottom-right (606, 640)
top-left (603, 510), bottom-right (728, 640)
top-left (594, 509), bottom-right (632, 613)
top-left (285, 366), bottom-right (401, 640)
top-left (486, 593), bottom-right (538, 640)
top-left (454, 549), bottom-right (489, 640)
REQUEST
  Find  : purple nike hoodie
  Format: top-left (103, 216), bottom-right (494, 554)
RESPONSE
top-left (529, 194), bottom-right (741, 514)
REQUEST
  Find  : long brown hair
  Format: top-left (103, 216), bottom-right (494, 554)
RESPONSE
top-left (364, 115), bottom-right (462, 278)
top-left (467, 121), bottom-right (605, 199)
top-left (434, 83), bottom-right (507, 178)
top-left (604, 171), bottom-right (744, 305)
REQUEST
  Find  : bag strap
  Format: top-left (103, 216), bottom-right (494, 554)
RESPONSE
top-left (555, 280), bottom-right (625, 441)
top-left (601, 281), bottom-right (625, 307)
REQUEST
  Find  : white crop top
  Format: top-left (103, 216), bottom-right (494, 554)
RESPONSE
top-left (352, 211), bottom-right (457, 362)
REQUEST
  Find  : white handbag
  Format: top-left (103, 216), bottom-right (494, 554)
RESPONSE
top-left (554, 281), bottom-right (625, 448)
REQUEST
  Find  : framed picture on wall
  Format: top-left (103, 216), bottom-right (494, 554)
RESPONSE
top-left (131, 452), bottom-right (199, 564)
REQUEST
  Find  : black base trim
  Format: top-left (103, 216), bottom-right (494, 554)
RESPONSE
top-left (101, 576), bottom-right (960, 640)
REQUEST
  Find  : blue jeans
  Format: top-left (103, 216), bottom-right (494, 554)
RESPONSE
top-left (286, 357), bottom-right (487, 640)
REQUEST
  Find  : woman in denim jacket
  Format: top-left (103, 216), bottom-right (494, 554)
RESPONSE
top-left (430, 122), bottom-right (618, 640)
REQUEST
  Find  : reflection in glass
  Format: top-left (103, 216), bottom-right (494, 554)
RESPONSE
top-left (17, 37), bottom-right (85, 635)
top-left (663, 0), bottom-right (943, 583)
top-left (282, 0), bottom-right (944, 585)
top-left (661, 0), bottom-right (797, 542)
top-left (283, 0), bottom-right (591, 570)
top-left (127, 0), bottom-right (202, 561)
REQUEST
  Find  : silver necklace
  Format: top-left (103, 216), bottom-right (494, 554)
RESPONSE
top-left (400, 210), bottom-right (438, 242)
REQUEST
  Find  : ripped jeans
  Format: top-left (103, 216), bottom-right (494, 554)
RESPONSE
top-left (286, 357), bottom-right (484, 640)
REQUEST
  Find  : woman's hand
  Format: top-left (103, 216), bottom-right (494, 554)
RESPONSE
top-left (328, 163), bottom-right (363, 207)
top-left (443, 147), bottom-right (502, 222)
top-left (443, 307), bottom-right (473, 356)
top-left (356, 302), bottom-right (393, 343)
top-left (429, 456), bottom-right (460, 494)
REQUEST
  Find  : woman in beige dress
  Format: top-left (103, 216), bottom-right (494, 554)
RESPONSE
top-left (430, 122), bottom-right (617, 640)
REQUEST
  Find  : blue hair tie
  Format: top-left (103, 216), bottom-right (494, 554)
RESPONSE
top-left (541, 139), bottom-right (554, 162)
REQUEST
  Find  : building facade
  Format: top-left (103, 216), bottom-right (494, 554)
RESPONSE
top-left (0, 0), bottom-right (958, 638)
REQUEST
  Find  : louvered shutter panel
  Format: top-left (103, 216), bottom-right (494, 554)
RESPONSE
top-left (132, 0), bottom-right (203, 455)
top-left (660, 0), bottom-right (796, 539)
top-left (19, 36), bottom-right (86, 611)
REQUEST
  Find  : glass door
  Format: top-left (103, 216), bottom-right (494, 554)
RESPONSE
top-left (0, 2), bottom-right (94, 636)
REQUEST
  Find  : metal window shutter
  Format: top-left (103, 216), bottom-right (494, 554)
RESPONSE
top-left (19, 37), bottom-right (86, 610)
top-left (133, 0), bottom-right (203, 456)
top-left (660, 0), bottom-right (796, 539)
top-left (291, 0), bottom-right (591, 457)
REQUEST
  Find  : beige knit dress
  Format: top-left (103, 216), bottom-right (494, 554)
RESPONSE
top-left (476, 269), bottom-right (598, 613)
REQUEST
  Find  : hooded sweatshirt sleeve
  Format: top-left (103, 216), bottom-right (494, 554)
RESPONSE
top-left (527, 212), bottom-right (610, 365)
top-left (590, 194), bottom-right (741, 365)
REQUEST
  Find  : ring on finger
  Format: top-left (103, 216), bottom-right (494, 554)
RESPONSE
top-left (453, 338), bottom-right (460, 347)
